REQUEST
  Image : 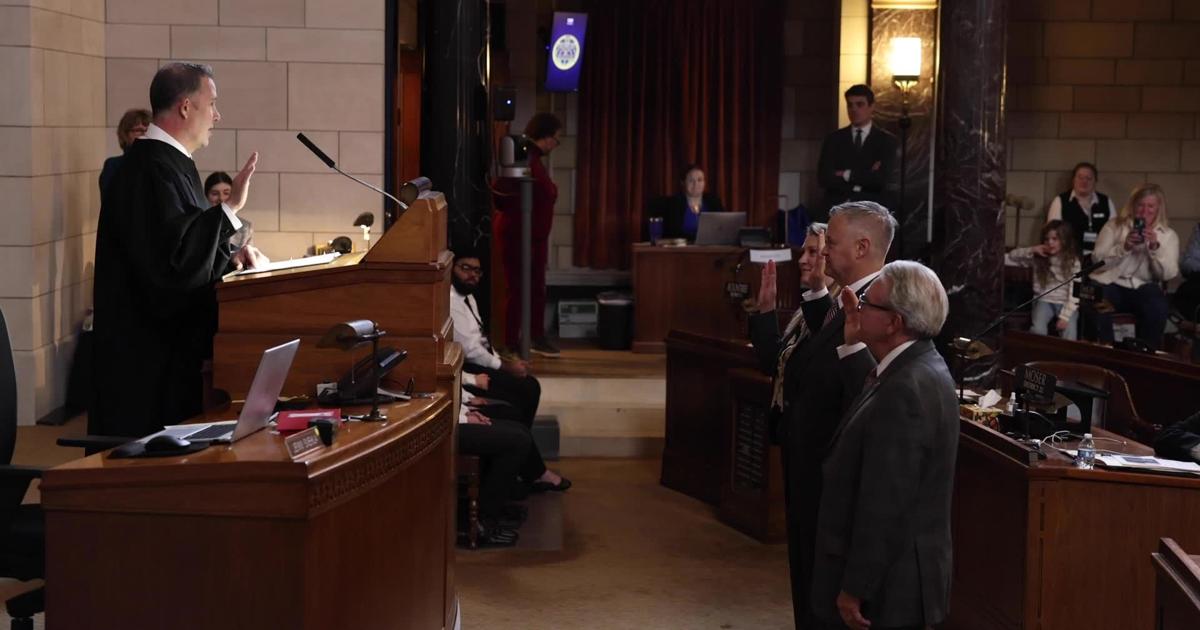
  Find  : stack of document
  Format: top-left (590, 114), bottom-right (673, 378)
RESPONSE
top-left (1065, 451), bottom-right (1200, 475)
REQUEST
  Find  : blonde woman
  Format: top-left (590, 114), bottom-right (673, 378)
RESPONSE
top-left (1090, 183), bottom-right (1180, 349)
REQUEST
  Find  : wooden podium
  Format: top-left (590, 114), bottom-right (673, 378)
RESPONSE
top-left (40, 395), bottom-right (459, 630)
top-left (949, 419), bottom-right (1200, 630)
top-left (214, 193), bottom-right (454, 398)
top-left (631, 244), bottom-right (801, 353)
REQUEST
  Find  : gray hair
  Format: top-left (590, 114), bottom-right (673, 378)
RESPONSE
top-left (880, 260), bottom-right (948, 339)
top-left (830, 201), bottom-right (898, 256)
top-left (807, 222), bottom-right (827, 237)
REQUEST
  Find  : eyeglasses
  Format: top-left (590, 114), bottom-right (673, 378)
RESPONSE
top-left (455, 263), bottom-right (483, 276)
top-left (857, 295), bottom-right (894, 312)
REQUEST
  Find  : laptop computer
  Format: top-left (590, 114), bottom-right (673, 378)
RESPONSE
top-left (694, 211), bottom-right (747, 246)
top-left (148, 339), bottom-right (300, 444)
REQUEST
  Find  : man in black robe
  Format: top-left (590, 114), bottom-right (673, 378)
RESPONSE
top-left (91, 62), bottom-right (264, 437)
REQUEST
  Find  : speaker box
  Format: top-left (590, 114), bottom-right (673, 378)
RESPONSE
top-left (493, 86), bottom-right (516, 121)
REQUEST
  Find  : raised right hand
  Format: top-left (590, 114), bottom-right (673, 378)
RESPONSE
top-left (756, 259), bottom-right (778, 312)
top-left (226, 152), bottom-right (258, 212)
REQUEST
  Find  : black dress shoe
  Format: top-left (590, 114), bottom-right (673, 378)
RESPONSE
top-left (530, 476), bottom-right (572, 493)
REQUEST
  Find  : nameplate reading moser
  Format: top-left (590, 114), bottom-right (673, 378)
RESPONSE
top-left (285, 427), bottom-right (325, 459)
top-left (1016, 365), bottom-right (1056, 404)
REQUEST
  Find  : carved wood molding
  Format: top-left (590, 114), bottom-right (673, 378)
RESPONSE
top-left (308, 409), bottom-right (452, 516)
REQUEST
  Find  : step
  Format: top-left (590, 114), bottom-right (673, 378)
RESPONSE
top-left (538, 376), bottom-right (664, 458)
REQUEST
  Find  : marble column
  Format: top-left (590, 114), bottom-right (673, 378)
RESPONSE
top-left (932, 0), bottom-right (1008, 386)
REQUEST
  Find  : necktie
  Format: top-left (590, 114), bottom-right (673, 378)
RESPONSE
top-left (863, 368), bottom-right (879, 391)
top-left (854, 128), bottom-right (863, 150)
top-left (823, 300), bottom-right (841, 329)
top-left (771, 311), bottom-right (811, 411)
top-left (464, 296), bottom-right (493, 353)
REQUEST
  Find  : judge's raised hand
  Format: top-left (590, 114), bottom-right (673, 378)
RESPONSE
top-left (226, 152), bottom-right (259, 212)
top-left (841, 287), bottom-right (862, 346)
top-left (755, 259), bottom-right (778, 313)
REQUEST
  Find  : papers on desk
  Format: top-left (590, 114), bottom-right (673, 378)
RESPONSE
top-left (749, 249), bottom-right (792, 264)
top-left (229, 252), bottom-right (341, 277)
top-left (1064, 451), bottom-right (1200, 475)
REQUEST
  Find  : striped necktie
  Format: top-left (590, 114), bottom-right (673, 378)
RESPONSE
top-left (771, 311), bottom-right (811, 411)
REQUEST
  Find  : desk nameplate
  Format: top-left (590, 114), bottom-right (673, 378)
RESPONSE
top-left (285, 427), bottom-right (325, 459)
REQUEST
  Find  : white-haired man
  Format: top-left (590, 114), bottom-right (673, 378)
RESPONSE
top-left (812, 260), bottom-right (959, 630)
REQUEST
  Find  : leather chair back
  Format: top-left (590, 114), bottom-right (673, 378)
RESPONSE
top-left (1026, 360), bottom-right (1161, 442)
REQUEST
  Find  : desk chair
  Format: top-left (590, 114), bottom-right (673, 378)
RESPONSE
top-left (456, 455), bottom-right (481, 549)
top-left (0, 308), bottom-right (44, 630)
top-left (1025, 360), bottom-right (1162, 443)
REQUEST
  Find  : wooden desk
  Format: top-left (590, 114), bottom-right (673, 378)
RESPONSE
top-left (949, 419), bottom-right (1200, 630)
top-left (1002, 330), bottom-right (1200, 428)
top-left (631, 244), bottom-right (800, 353)
top-left (40, 394), bottom-right (459, 630)
top-left (1152, 538), bottom-right (1200, 630)
top-left (215, 192), bottom-right (453, 397)
top-left (662, 330), bottom-right (786, 543)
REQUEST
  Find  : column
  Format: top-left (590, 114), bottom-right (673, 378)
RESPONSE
top-left (932, 0), bottom-right (1008, 385)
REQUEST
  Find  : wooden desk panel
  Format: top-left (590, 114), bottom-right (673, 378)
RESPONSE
top-left (631, 244), bottom-right (800, 353)
top-left (41, 395), bottom-right (458, 630)
top-left (949, 419), bottom-right (1200, 630)
top-left (1002, 330), bottom-right (1200, 428)
top-left (1152, 539), bottom-right (1200, 630)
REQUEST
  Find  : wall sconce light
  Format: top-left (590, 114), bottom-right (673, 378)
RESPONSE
top-left (889, 36), bottom-right (922, 258)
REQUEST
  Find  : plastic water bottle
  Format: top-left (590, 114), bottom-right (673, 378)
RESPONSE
top-left (1006, 392), bottom-right (1017, 414)
top-left (1076, 433), bottom-right (1096, 470)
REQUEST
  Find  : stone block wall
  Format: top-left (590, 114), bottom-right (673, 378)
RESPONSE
top-left (0, 0), bottom-right (106, 425)
top-left (1007, 0), bottom-right (1200, 247)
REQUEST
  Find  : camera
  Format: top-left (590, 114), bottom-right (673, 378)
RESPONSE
top-left (1133, 216), bottom-right (1146, 235)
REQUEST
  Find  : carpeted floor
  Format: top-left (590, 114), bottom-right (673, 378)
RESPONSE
top-left (457, 458), bottom-right (793, 629)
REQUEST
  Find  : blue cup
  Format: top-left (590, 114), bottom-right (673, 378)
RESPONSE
top-left (648, 217), bottom-right (664, 245)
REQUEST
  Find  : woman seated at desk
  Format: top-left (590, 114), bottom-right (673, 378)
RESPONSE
top-left (661, 164), bottom-right (724, 240)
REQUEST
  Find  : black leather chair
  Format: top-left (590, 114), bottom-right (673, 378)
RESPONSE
top-left (0, 307), bottom-right (44, 630)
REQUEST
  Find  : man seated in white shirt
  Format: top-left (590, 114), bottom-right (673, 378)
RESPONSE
top-left (450, 250), bottom-right (570, 492)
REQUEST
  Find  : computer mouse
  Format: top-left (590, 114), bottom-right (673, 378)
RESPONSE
top-left (144, 434), bottom-right (191, 452)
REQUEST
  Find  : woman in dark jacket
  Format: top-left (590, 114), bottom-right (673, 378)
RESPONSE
top-left (662, 164), bottom-right (724, 240)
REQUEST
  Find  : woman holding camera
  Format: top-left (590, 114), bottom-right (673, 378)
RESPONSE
top-left (1090, 183), bottom-right (1180, 349)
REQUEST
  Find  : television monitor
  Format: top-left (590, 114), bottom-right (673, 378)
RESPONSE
top-left (545, 12), bottom-right (588, 92)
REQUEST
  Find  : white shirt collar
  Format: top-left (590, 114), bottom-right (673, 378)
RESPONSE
top-left (875, 339), bottom-right (918, 377)
top-left (851, 122), bottom-right (872, 139)
top-left (837, 269), bottom-right (882, 308)
top-left (140, 123), bottom-right (192, 159)
top-left (1068, 189), bottom-right (1096, 206)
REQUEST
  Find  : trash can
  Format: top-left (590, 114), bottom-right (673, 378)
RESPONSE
top-left (596, 292), bottom-right (634, 350)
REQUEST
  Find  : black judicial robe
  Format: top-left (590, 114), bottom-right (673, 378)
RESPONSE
top-left (90, 138), bottom-right (238, 437)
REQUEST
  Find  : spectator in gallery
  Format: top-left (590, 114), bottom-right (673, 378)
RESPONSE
top-left (1090, 183), bottom-right (1180, 350)
top-left (660, 164), bottom-right (725, 241)
top-left (1005, 220), bottom-right (1081, 340)
top-left (99, 108), bottom-right (151, 195)
top-left (1045, 161), bottom-right (1116, 261)
top-left (204, 171), bottom-right (233, 206)
top-left (1174, 221), bottom-right (1200, 323)
top-left (493, 112), bottom-right (564, 357)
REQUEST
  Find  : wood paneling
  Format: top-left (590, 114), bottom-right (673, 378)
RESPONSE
top-left (948, 419), bottom-right (1200, 630)
top-left (41, 395), bottom-right (456, 630)
top-left (1152, 539), bottom-right (1200, 630)
top-left (1002, 330), bottom-right (1200, 428)
top-left (632, 244), bottom-right (802, 353)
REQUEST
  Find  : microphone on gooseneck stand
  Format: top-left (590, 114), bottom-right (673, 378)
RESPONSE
top-left (296, 133), bottom-right (407, 228)
top-left (952, 259), bottom-right (1106, 402)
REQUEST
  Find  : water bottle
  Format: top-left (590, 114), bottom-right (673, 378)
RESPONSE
top-left (1006, 392), bottom-right (1017, 414)
top-left (1076, 433), bottom-right (1096, 470)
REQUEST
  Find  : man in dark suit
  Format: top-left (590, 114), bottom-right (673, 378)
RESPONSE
top-left (815, 84), bottom-right (898, 223)
top-left (750, 201), bottom-right (896, 628)
top-left (812, 260), bottom-right (958, 630)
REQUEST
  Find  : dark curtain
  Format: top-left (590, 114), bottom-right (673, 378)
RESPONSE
top-left (573, 0), bottom-right (784, 270)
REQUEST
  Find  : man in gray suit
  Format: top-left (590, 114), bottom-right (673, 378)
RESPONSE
top-left (812, 260), bottom-right (958, 630)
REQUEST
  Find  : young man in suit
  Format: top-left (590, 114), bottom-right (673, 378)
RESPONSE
top-left (815, 85), bottom-right (899, 223)
top-left (813, 260), bottom-right (958, 630)
top-left (750, 201), bottom-right (895, 629)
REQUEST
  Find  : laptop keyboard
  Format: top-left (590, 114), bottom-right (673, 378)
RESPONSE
top-left (187, 424), bottom-right (236, 441)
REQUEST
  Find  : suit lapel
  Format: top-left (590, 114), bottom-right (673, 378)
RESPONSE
top-left (825, 340), bottom-right (936, 455)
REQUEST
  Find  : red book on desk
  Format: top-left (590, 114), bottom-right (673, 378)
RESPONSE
top-left (276, 409), bottom-right (342, 432)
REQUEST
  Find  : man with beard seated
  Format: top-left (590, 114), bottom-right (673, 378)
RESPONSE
top-left (449, 249), bottom-right (571, 493)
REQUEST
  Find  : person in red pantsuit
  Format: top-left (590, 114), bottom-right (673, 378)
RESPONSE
top-left (493, 112), bottom-right (564, 357)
